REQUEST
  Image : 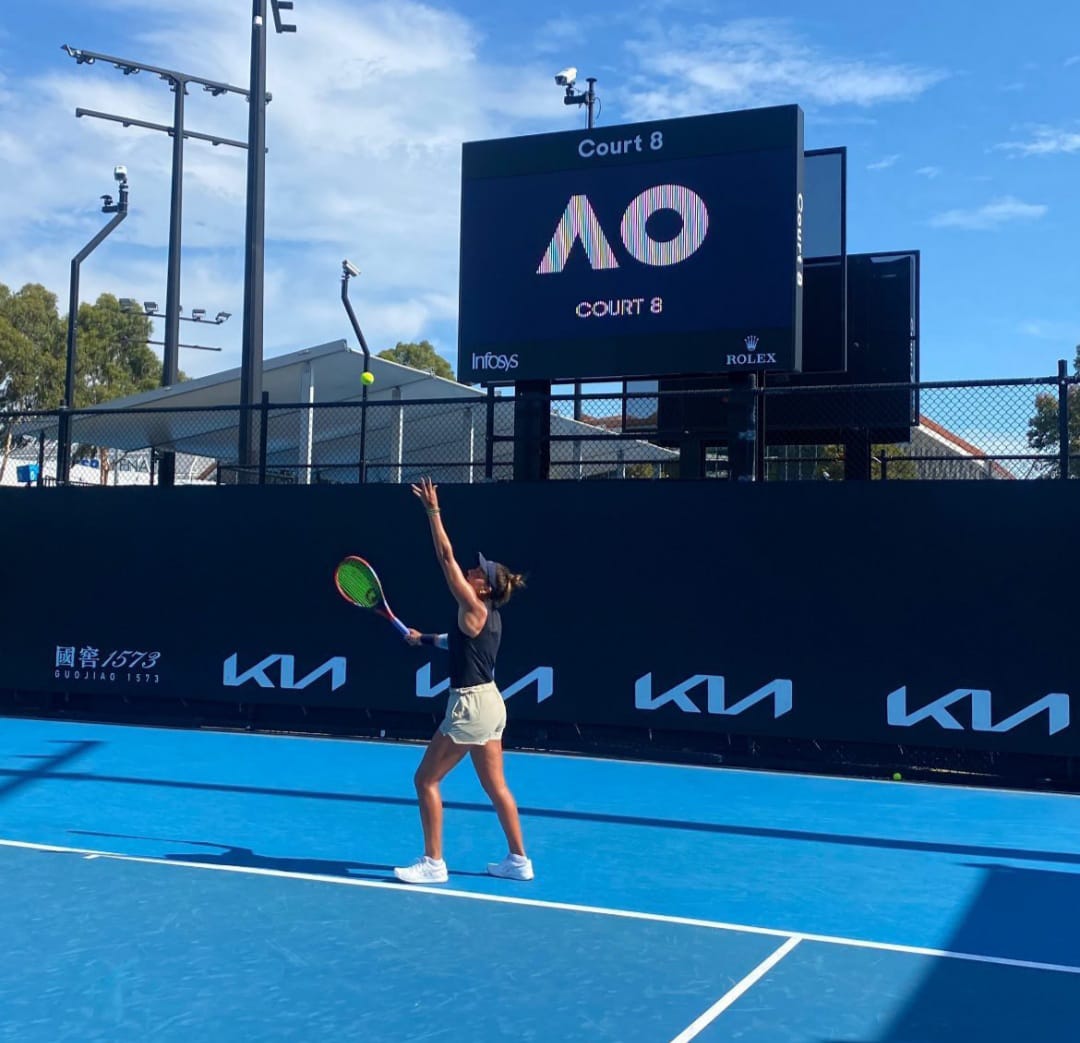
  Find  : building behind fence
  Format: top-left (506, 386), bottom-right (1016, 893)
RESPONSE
top-left (2, 361), bottom-right (1076, 487)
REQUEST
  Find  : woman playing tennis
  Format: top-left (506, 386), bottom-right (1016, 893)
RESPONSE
top-left (393, 476), bottom-right (533, 885)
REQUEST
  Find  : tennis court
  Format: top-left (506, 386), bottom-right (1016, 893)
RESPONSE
top-left (1, 715), bottom-right (1077, 1041)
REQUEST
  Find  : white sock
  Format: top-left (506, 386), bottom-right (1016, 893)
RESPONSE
top-left (509, 853), bottom-right (528, 864)
top-left (425, 856), bottom-right (445, 866)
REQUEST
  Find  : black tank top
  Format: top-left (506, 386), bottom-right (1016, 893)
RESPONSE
top-left (447, 603), bottom-right (501, 688)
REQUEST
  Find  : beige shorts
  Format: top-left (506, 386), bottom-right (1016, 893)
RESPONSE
top-left (439, 681), bottom-right (507, 745)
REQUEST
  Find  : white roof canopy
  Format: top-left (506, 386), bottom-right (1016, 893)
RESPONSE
top-left (16, 341), bottom-right (675, 482)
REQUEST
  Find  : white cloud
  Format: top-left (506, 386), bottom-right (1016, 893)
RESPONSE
top-left (929, 196), bottom-right (1047, 230)
top-left (0, 0), bottom-right (574, 381)
top-left (867, 154), bottom-right (900, 171)
top-left (0, 4), bottom-right (954, 387)
top-left (994, 126), bottom-right (1080, 156)
top-left (916, 165), bottom-right (941, 178)
top-left (533, 18), bottom-right (593, 56)
top-left (1018, 319), bottom-right (1079, 341)
top-left (622, 19), bottom-right (945, 118)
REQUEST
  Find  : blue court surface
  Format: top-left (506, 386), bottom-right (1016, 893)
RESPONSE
top-left (1, 716), bottom-right (1078, 1042)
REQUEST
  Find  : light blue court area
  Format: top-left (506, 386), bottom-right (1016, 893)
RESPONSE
top-left (1, 717), bottom-right (1079, 1041)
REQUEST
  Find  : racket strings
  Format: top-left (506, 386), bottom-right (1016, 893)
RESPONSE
top-left (338, 565), bottom-right (381, 607)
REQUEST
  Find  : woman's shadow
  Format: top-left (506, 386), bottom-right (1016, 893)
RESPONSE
top-left (68, 830), bottom-right (490, 880)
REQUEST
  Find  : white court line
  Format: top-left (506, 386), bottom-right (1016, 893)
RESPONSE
top-left (2, 835), bottom-right (1079, 976)
top-left (670, 935), bottom-right (803, 1043)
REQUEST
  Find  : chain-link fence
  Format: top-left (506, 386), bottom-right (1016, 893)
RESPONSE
top-left (2, 370), bottom-right (1076, 487)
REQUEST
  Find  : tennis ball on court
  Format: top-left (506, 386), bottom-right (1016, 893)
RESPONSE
top-left (892, 772), bottom-right (903, 781)
top-left (361, 371), bottom-right (375, 386)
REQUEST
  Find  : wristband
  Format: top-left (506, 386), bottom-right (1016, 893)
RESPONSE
top-left (419, 633), bottom-right (448, 650)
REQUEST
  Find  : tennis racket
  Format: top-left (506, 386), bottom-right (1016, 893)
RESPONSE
top-left (334, 556), bottom-right (409, 637)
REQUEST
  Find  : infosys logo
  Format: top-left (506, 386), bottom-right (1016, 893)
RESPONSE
top-left (472, 352), bottom-right (519, 371)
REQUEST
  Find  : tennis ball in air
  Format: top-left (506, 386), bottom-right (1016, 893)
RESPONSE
top-left (892, 772), bottom-right (903, 781)
top-left (361, 371), bottom-right (375, 386)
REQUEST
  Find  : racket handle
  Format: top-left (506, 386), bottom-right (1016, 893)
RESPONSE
top-left (391, 618), bottom-right (409, 637)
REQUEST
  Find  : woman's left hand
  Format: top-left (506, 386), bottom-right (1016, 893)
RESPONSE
top-left (411, 476), bottom-right (439, 512)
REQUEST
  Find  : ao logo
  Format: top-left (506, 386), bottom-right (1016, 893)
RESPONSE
top-left (537, 184), bottom-right (708, 274)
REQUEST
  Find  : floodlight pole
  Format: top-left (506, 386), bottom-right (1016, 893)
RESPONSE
top-left (63, 44), bottom-right (250, 486)
top-left (341, 263), bottom-right (372, 483)
top-left (238, 0), bottom-right (296, 483)
top-left (58, 174), bottom-right (130, 485)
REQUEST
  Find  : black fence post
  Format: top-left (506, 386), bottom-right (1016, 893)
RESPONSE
top-left (513, 380), bottom-right (550, 481)
top-left (485, 385), bottom-right (495, 481)
top-left (258, 390), bottom-right (270, 485)
top-left (358, 385), bottom-right (368, 485)
top-left (56, 406), bottom-right (70, 485)
top-left (1057, 359), bottom-right (1070, 480)
top-left (727, 373), bottom-right (757, 482)
top-left (754, 372), bottom-right (766, 482)
top-left (36, 430), bottom-right (45, 487)
top-left (843, 430), bottom-right (872, 481)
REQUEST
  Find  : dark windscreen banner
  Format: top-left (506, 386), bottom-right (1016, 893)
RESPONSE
top-left (458, 105), bottom-right (804, 382)
top-left (0, 481), bottom-right (1076, 758)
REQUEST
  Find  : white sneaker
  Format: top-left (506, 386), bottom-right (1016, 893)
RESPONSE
top-left (487, 854), bottom-right (534, 881)
top-left (393, 856), bottom-right (448, 884)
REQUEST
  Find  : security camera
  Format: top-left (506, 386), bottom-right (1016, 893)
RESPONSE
top-left (343, 259), bottom-right (360, 278)
top-left (114, 165), bottom-right (128, 183)
top-left (554, 67), bottom-right (577, 88)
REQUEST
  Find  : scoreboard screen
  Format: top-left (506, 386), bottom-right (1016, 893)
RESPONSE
top-left (457, 105), bottom-right (804, 383)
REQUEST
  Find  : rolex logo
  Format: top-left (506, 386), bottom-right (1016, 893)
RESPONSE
top-left (744, 335), bottom-right (759, 351)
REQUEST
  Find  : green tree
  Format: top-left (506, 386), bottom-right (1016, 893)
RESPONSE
top-left (0, 282), bottom-right (65, 411)
top-left (0, 283), bottom-right (183, 483)
top-left (1026, 346), bottom-right (1080, 478)
top-left (73, 293), bottom-right (161, 406)
top-left (72, 293), bottom-right (169, 483)
top-left (376, 340), bottom-right (455, 381)
top-left (0, 283), bottom-right (65, 481)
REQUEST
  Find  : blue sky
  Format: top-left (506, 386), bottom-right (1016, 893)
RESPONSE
top-left (1, 0), bottom-right (1078, 383)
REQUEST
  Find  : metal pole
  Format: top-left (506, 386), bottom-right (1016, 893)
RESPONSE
top-left (157, 78), bottom-right (187, 487)
top-left (239, 0), bottom-right (269, 481)
top-left (341, 266), bottom-right (372, 483)
top-left (58, 179), bottom-right (129, 484)
top-left (1058, 358), bottom-right (1071, 480)
top-left (259, 389), bottom-right (270, 484)
top-left (485, 385), bottom-right (495, 480)
top-left (754, 369), bottom-right (766, 481)
top-left (162, 80), bottom-right (185, 388)
top-left (573, 78), bottom-right (597, 421)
